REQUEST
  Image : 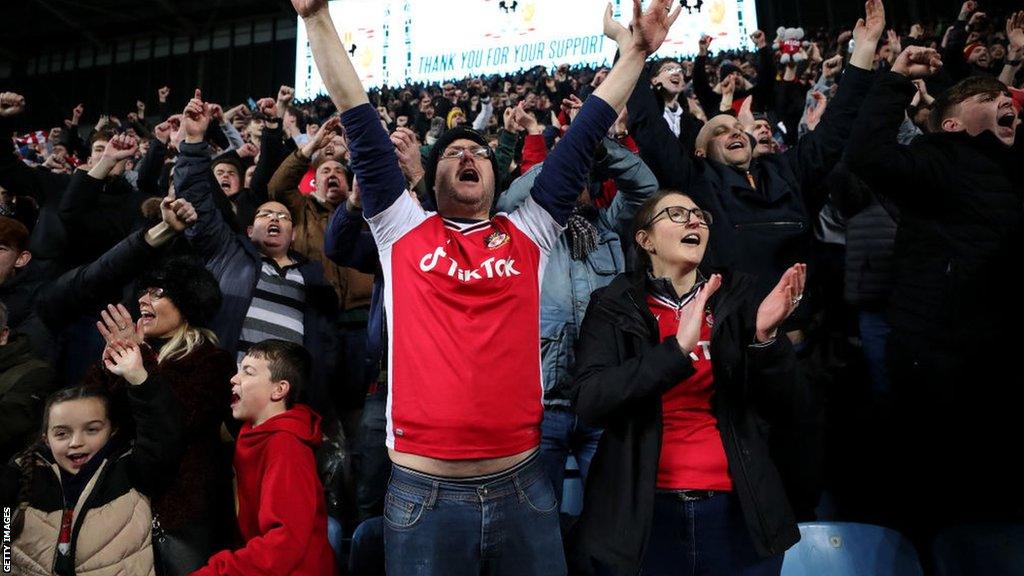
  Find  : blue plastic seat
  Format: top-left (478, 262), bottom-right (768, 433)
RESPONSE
top-left (781, 522), bottom-right (923, 576)
top-left (932, 523), bottom-right (1024, 576)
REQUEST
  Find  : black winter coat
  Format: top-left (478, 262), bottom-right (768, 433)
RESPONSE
top-left (628, 65), bottom-right (876, 327)
top-left (569, 271), bottom-right (800, 574)
top-left (846, 71), bottom-right (1024, 346)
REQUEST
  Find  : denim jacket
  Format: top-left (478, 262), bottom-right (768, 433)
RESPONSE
top-left (496, 138), bottom-right (658, 407)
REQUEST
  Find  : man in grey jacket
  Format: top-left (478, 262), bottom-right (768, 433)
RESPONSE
top-left (496, 137), bottom-right (657, 511)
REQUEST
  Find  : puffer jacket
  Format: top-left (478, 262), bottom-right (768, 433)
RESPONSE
top-left (495, 138), bottom-right (658, 407)
top-left (0, 368), bottom-right (183, 576)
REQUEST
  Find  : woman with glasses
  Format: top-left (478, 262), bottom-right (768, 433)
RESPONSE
top-left (569, 189), bottom-right (806, 576)
top-left (36, 197), bottom-right (237, 575)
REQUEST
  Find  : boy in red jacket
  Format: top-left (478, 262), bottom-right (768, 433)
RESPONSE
top-left (191, 339), bottom-right (336, 576)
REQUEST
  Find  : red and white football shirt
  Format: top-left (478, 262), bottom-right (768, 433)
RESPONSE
top-left (367, 192), bottom-right (561, 459)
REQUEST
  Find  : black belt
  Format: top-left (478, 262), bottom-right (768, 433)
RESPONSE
top-left (657, 489), bottom-right (723, 502)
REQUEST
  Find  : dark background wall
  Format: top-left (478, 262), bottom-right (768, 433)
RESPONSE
top-left (0, 0), bottom-right (1018, 129)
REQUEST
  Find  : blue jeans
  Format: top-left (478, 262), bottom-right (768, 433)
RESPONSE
top-left (539, 407), bottom-right (602, 513)
top-left (383, 452), bottom-right (566, 576)
top-left (640, 492), bottom-right (783, 576)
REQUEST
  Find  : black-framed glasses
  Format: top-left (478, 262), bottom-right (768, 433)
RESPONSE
top-left (439, 146), bottom-right (492, 161)
top-left (643, 206), bottom-right (713, 229)
top-left (255, 209), bottom-right (292, 221)
top-left (138, 287), bottom-right (166, 301)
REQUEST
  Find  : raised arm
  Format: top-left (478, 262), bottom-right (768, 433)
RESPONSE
top-left (846, 47), bottom-right (946, 200)
top-left (787, 0), bottom-right (886, 205)
top-left (293, 0), bottom-right (370, 113)
top-left (600, 138), bottom-right (659, 238)
top-left (294, 0), bottom-right (407, 218)
top-left (530, 0), bottom-right (681, 225)
top-left (178, 90), bottom-right (241, 259)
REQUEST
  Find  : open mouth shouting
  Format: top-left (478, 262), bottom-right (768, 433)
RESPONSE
top-left (219, 179), bottom-right (233, 193)
top-left (997, 111), bottom-right (1017, 129)
top-left (66, 452), bottom-right (91, 469)
top-left (458, 167), bottom-right (480, 183)
top-left (139, 308), bottom-right (156, 326)
top-left (727, 139), bottom-right (747, 151)
top-left (267, 223), bottom-right (281, 237)
top-left (326, 175), bottom-right (343, 195)
top-left (681, 232), bottom-right (702, 246)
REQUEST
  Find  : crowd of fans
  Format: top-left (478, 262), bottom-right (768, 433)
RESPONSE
top-left (1, 0), bottom-right (1022, 574)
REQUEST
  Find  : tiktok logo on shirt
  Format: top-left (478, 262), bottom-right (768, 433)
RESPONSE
top-left (418, 246), bottom-right (521, 282)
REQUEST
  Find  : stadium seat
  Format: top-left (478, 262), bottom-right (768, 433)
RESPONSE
top-left (932, 523), bottom-right (1024, 576)
top-left (781, 522), bottom-right (923, 576)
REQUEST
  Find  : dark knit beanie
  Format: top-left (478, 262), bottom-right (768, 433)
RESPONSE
top-left (424, 126), bottom-right (500, 206)
top-left (137, 256), bottom-right (222, 329)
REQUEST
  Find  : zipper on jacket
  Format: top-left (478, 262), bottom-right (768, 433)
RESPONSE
top-left (734, 220), bottom-right (805, 230)
top-left (48, 462), bottom-right (63, 575)
top-left (728, 410), bottom-right (776, 556)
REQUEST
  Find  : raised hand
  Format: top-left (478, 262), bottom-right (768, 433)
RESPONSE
top-left (236, 142), bottom-right (259, 159)
top-left (968, 11), bottom-right (986, 29)
top-left (182, 89), bottom-right (213, 143)
top-left (887, 29), bottom-right (902, 55)
top-left (0, 92), bottom-right (25, 117)
top-left (160, 189), bottom-right (197, 232)
top-left (64, 103), bottom-right (84, 128)
top-left (503, 106), bottom-right (522, 133)
top-left (512, 102), bottom-right (542, 135)
top-left (102, 134), bottom-right (139, 162)
top-left (805, 92), bottom-right (827, 131)
top-left (909, 23), bottom-right (925, 39)
top-left (699, 34), bottom-right (714, 56)
top-left (301, 116), bottom-right (341, 159)
top-left (97, 303), bottom-right (144, 346)
top-left (755, 263), bottom-right (806, 342)
top-left (853, 0), bottom-right (886, 46)
top-left (154, 114), bottom-right (181, 145)
top-left (276, 85), bottom-right (295, 117)
top-left (291, 0), bottom-right (328, 18)
top-left (1007, 11), bottom-right (1024, 52)
top-left (823, 54), bottom-right (844, 79)
top-left (102, 339), bottom-right (148, 385)
top-left (750, 30), bottom-right (767, 49)
top-left (390, 127), bottom-right (425, 185)
top-left (256, 97), bottom-right (278, 119)
top-left (157, 86), bottom-right (170, 103)
top-left (224, 104), bottom-right (250, 122)
top-left (602, 3), bottom-right (630, 46)
top-left (891, 46), bottom-right (943, 78)
top-left (676, 274), bottom-right (722, 353)
top-left (720, 74), bottom-right (736, 96)
top-left (208, 103), bottom-right (224, 123)
top-left (628, 0), bottom-right (683, 56)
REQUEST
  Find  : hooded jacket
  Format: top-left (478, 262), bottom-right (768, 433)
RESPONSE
top-left (192, 404), bottom-right (336, 576)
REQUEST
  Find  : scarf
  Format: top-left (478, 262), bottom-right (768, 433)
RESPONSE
top-left (566, 204), bottom-right (601, 261)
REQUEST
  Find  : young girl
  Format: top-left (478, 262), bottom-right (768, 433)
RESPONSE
top-left (1, 338), bottom-right (182, 576)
